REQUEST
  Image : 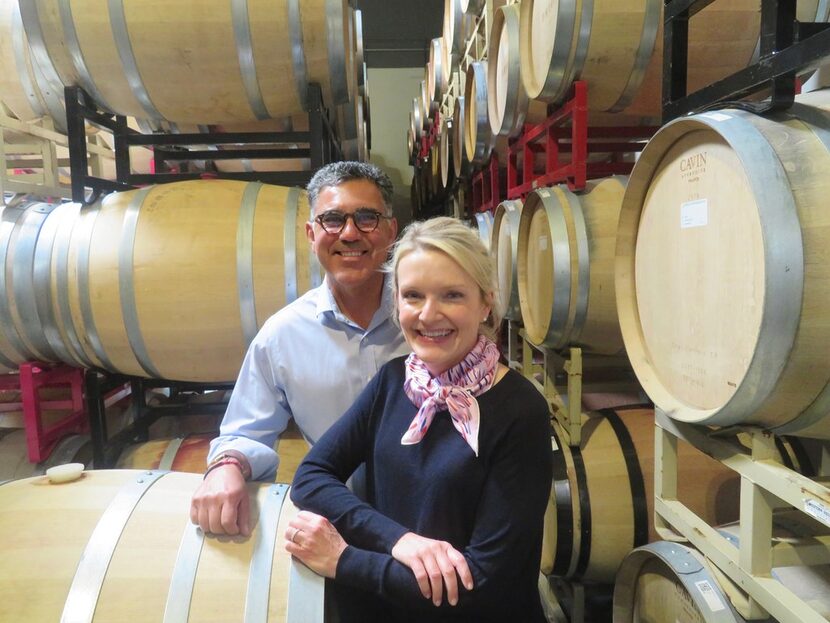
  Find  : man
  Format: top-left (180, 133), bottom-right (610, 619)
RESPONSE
top-left (190, 161), bottom-right (409, 536)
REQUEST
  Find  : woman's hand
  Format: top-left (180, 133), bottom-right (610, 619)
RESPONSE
top-left (391, 532), bottom-right (474, 607)
top-left (284, 511), bottom-right (347, 578)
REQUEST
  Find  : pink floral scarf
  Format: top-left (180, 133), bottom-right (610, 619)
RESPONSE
top-left (401, 335), bottom-right (500, 456)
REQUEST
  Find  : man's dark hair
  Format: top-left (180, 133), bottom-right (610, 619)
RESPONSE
top-left (307, 161), bottom-right (394, 216)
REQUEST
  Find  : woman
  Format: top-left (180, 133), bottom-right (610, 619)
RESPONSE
top-left (286, 217), bottom-right (552, 622)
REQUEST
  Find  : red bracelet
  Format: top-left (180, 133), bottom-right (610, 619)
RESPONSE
top-left (204, 456), bottom-right (245, 479)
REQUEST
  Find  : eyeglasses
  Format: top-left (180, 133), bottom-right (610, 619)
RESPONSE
top-left (314, 209), bottom-right (391, 234)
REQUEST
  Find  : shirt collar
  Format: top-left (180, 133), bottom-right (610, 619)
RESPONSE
top-left (316, 273), bottom-right (396, 332)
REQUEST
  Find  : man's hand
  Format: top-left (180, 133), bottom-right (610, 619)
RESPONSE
top-left (190, 465), bottom-right (251, 536)
top-left (391, 532), bottom-right (473, 607)
top-left (284, 511), bottom-right (347, 578)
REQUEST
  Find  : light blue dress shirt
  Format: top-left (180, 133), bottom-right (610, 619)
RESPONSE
top-left (208, 276), bottom-right (410, 480)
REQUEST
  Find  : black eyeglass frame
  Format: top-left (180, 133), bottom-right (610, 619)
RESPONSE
top-left (313, 209), bottom-right (393, 234)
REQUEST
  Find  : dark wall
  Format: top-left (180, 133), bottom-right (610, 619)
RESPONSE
top-left (353, 0), bottom-right (444, 67)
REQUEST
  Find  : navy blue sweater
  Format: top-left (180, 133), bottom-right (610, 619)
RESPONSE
top-left (291, 357), bottom-right (552, 622)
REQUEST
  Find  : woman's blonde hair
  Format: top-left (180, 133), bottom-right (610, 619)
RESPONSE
top-left (386, 216), bottom-right (503, 340)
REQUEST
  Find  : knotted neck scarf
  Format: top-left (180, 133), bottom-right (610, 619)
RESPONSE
top-left (401, 334), bottom-right (500, 457)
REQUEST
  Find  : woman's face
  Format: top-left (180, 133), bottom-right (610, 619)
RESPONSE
top-left (397, 248), bottom-right (491, 376)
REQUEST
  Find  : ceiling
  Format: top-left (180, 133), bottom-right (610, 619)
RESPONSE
top-left (352, 0), bottom-right (444, 68)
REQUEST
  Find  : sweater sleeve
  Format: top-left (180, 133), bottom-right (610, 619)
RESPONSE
top-left (290, 366), bottom-right (410, 552)
top-left (334, 386), bottom-right (553, 616)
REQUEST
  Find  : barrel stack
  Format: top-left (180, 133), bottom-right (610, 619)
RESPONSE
top-left (0, 179), bottom-right (321, 383)
top-left (0, 0), bottom-right (362, 384)
top-left (612, 88), bottom-right (830, 622)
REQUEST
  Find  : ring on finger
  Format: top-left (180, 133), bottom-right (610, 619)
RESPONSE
top-left (291, 527), bottom-right (301, 543)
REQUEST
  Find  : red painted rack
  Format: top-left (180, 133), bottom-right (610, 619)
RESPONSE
top-left (506, 82), bottom-right (659, 199)
top-left (467, 81), bottom-right (659, 212)
top-left (0, 363), bottom-right (129, 463)
top-left (471, 155), bottom-right (502, 214)
top-left (417, 108), bottom-right (441, 164)
top-left (0, 363), bottom-right (87, 462)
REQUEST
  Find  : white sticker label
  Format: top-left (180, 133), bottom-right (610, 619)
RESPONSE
top-left (681, 199), bottom-right (708, 229)
top-left (695, 580), bottom-right (726, 612)
top-left (538, 236), bottom-right (548, 251)
top-left (551, 437), bottom-right (559, 452)
top-left (703, 112), bottom-right (732, 122)
top-left (804, 499), bottom-right (830, 525)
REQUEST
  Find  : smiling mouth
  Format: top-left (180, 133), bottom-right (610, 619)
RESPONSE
top-left (336, 250), bottom-right (367, 258)
top-left (418, 329), bottom-right (453, 339)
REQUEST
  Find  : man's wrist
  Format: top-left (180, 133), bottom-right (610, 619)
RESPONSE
top-left (206, 451), bottom-right (252, 480)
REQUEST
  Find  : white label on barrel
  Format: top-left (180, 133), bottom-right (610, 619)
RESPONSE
top-left (681, 199), bottom-right (708, 229)
top-left (695, 580), bottom-right (725, 612)
top-left (702, 112), bottom-right (732, 122)
top-left (538, 236), bottom-right (548, 251)
top-left (804, 499), bottom-right (830, 525)
top-left (551, 437), bottom-right (559, 451)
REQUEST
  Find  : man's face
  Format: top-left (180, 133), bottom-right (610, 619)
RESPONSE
top-left (306, 179), bottom-right (398, 292)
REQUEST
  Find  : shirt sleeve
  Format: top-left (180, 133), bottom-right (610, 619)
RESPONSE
top-left (290, 369), bottom-right (411, 553)
top-left (333, 389), bottom-right (553, 616)
top-left (208, 332), bottom-right (291, 481)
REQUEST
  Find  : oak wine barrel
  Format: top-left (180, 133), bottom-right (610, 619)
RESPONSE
top-left (344, 6), bottom-right (360, 113)
top-left (0, 197), bottom-right (63, 369)
top-left (17, 0), bottom-right (350, 125)
top-left (519, 0), bottom-right (768, 118)
top-left (491, 199), bottom-right (523, 321)
top-left (355, 10), bottom-right (365, 92)
top-left (116, 433), bottom-right (216, 474)
top-left (0, 180), bottom-right (321, 382)
top-left (0, 0), bottom-right (65, 129)
top-left (450, 190), bottom-right (465, 219)
top-left (421, 78), bottom-right (436, 125)
top-left (613, 542), bottom-right (747, 623)
top-left (443, 0), bottom-right (464, 64)
top-left (452, 95), bottom-right (472, 178)
top-left (427, 38), bottom-right (447, 105)
top-left (616, 91), bottom-right (830, 438)
top-left (518, 177), bottom-right (627, 354)
top-left (487, 4), bottom-right (547, 139)
top-left (0, 470), bottom-right (324, 622)
top-left (474, 211), bottom-right (494, 252)
top-left (543, 406), bottom-right (738, 584)
top-left (411, 95), bottom-right (424, 141)
top-left (464, 61), bottom-right (494, 165)
top-left (429, 141), bottom-right (442, 196)
top-left (614, 518), bottom-right (830, 622)
top-left (116, 421), bottom-right (308, 484)
top-left (543, 407), bottom-right (813, 585)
